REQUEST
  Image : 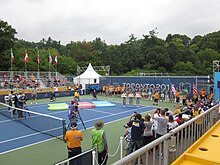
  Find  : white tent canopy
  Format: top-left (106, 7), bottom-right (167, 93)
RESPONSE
top-left (73, 63), bottom-right (102, 89)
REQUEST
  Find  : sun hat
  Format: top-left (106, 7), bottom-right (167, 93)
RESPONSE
top-left (94, 120), bottom-right (104, 130)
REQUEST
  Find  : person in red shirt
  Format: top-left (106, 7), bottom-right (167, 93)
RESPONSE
top-left (65, 122), bottom-right (83, 165)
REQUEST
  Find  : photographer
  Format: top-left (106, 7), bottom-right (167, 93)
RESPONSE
top-left (127, 112), bottom-right (145, 154)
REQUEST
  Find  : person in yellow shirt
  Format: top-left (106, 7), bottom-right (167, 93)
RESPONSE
top-left (153, 90), bottom-right (159, 105)
top-left (193, 105), bottom-right (204, 139)
top-left (74, 90), bottom-right (80, 101)
top-left (182, 93), bottom-right (187, 106)
top-left (175, 90), bottom-right (180, 104)
top-left (65, 122), bottom-right (83, 165)
top-left (193, 91), bottom-right (198, 104)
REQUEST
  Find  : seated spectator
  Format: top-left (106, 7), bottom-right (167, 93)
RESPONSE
top-left (167, 115), bottom-right (178, 132)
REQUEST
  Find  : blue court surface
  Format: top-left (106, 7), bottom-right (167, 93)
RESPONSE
top-left (0, 99), bottom-right (157, 154)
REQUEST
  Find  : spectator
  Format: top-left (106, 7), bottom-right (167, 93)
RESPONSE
top-left (121, 91), bottom-right (127, 107)
top-left (143, 114), bottom-right (154, 146)
top-left (8, 91), bottom-right (13, 111)
top-left (74, 90), bottom-right (80, 101)
top-left (135, 92), bottom-right (142, 107)
top-left (31, 86), bottom-right (38, 104)
top-left (152, 109), bottom-right (168, 139)
top-left (153, 90), bottom-right (159, 105)
top-left (92, 89), bottom-right (97, 100)
top-left (65, 122), bottom-right (83, 165)
top-left (68, 100), bottom-right (79, 125)
top-left (127, 113), bottom-right (145, 154)
top-left (17, 92), bottom-right (25, 118)
top-left (165, 108), bottom-right (173, 117)
top-left (92, 120), bottom-right (108, 165)
top-left (128, 92), bottom-right (134, 107)
top-left (167, 115), bottom-right (178, 132)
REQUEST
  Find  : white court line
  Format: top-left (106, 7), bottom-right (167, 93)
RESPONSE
top-left (82, 108), bottom-right (115, 115)
top-left (0, 126), bottom-right (63, 144)
top-left (0, 101), bottom-right (157, 154)
top-left (0, 106), bottom-right (157, 155)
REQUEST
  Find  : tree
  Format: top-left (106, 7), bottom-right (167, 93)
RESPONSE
top-left (0, 19), bottom-right (17, 52)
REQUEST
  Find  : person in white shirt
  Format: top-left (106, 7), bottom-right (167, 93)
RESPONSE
top-left (135, 92), bottom-right (142, 107)
top-left (167, 115), bottom-right (179, 132)
top-left (121, 92), bottom-right (127, 107)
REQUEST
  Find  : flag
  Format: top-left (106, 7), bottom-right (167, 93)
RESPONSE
top-left (193, 83), bottom-right (198, 94)
top-left (37, 52), bottom-right (40, 64)
top-left (24, 49), bottom-right (29, 62)
top-left (11, 48), bottom-right (14, 64)
top-left (49, 53), bottom-right (52, 64)
top-left (171, 84), bottom-right (177, 95)
top-left (54, 55), bottom-right (58, 65)
top-left (168, 79), bottom-right (177, 95)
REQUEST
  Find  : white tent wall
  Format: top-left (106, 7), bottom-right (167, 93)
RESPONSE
top-left (73, 63), bottom-right (101, 89)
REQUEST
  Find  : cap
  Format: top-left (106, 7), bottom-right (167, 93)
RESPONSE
top-left (71, 100), bottom-right (75, 104)
top-left (70, 121), bottom-right (77, 129)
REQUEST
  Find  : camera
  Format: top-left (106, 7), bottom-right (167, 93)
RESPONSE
top-left (123, 125), bottom-right (129, 128)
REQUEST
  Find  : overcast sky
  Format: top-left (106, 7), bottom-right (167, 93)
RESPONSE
top-left (0, 0), bottom-right (220, 45)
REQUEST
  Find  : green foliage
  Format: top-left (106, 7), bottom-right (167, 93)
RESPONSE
top-left (1, 19), bottom-right (220, 76)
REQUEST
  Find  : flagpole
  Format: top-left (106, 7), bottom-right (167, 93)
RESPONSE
top-left (36, 47), bottom-right (40, 79)
top-left (49, 51), bottom-right (51, 79)
top-left (10, 48), bottom-right (13, 79)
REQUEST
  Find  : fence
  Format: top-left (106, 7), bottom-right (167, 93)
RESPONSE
top-left (54, 149), bottom-right (94, 165)
top-left (112, 103), bottom-right (219, 165)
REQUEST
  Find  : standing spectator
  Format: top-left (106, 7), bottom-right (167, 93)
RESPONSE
top-left (143, 114), bottom-right (154, 146)
top-left (8, 91), bottom-right (13, 111)
top-left (152, 109), bottom-right (168, 139)
top-left (92, 120), bottom-right (108, 165)
top-left (121, 91), bottom-right (127, 107)
top-left (13, 92), bottom-right (18, 114)
top-left (74, 90), bottom-right (80, 101)
top-left (65, 122), bottom-right (83, 165)
top-left (31, 86), bottom-right (38, 104)
top-left (175, 90), bottom-right (180, 105)
top-left (68, 100), bottom-right (78, 125)
top-left (127, 113), bottom-right (145, 154)
top-left (128, 92), bottom-right (134, 107)
top-left (92, 89), bottom-right (97, 100)
top-left (135, 92), bottom-right (142, 107)
top-left (17, 92), bottom-right (25, 118)
top-left (153, 90), bottom-right (159, 105)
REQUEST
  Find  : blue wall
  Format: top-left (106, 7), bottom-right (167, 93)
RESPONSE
top-left (214, 72), bottom-right (220, 101)
top-left (99, 76), bottom-right (209, 98)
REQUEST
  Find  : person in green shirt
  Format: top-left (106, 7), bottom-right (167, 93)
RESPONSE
top-left (91, 120), bottom-right (108, 165)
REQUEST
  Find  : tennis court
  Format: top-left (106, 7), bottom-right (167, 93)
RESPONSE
top-left (0, 95), bottom-right (157, 164)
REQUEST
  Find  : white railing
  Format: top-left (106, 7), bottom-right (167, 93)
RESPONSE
top-left (112, 104), bottom-right (219, 165)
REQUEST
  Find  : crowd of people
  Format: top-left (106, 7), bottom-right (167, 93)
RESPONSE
top-left (123, 91), bottom-right (217, 157)
top-left (0, 74), bottom-right (71, 90)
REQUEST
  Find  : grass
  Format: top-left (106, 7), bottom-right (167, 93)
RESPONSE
top-left (0, 94), bottom-right (177, 165)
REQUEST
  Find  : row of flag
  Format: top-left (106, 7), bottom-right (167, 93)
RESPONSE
top-left (10, 48), bottom-right (58, 65)
top-left (171, 83), bottom-right (198, 95)
top-left (168, 79), bottom-right (198, 95)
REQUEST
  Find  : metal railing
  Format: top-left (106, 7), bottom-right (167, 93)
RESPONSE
top-left (112, 104), bottom-right (219, 165)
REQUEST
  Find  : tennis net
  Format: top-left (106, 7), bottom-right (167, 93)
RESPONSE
top-left (0, 102), bottom-right (66, 141)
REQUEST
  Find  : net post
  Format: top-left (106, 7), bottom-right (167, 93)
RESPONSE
top-left (62, 119), bottom-right (67, 141)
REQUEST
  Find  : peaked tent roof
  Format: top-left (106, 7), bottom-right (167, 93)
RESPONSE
top-left (77, 63), bottom-right (101, 78)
